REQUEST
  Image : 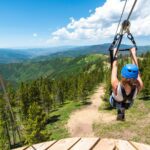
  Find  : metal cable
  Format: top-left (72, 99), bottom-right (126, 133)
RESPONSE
top-left (127, 0), bottom-right (138, 21)
top-left (115, 0), bottom-right (128, 35)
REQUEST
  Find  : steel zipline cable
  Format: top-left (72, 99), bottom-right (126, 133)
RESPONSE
top-left (116, 0), bottom-right (138, 35)
top-left (115, 0), bottom-right (128, 35)
top-left (127, 0), bottom-right (137, 21)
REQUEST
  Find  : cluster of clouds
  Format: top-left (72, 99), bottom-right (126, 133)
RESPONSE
top-left (47, 0), bottom-right (150, 46)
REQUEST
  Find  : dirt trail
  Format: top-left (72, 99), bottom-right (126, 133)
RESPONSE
top-left (67, 85), bottom-right (116, 137)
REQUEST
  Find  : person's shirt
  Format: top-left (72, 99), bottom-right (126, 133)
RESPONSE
top-left (112, 82), bottom-right (138, 102)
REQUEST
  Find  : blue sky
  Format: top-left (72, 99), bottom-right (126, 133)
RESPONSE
top-left (0, 0), bottom-right (149, 48)
top-left (0, 0), bottom-right (104, 48)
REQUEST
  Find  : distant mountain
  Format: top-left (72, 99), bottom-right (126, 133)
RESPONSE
top-left (23, 46), bottom-right (74, 57)
top-left (0, 46), bottom-right (74, 64)
top-left (0, 49), bottom-right (31, 63)
top-left (29, 44), bottom-right (150, 62)
top-left (138, 45), bottom-right (150, 54)
top-left (45, 44), bottom-right (150, 58)
top-left (0, 44), bottom-right (150, 64)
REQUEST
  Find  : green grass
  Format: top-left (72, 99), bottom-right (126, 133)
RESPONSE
top-left (45, 100), bottom-right (83, 140)
top-left (94, 98), bottom-right (150, 144)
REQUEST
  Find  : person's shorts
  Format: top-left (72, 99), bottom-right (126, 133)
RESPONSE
top-left (109, 96), bottom-right (133, 109)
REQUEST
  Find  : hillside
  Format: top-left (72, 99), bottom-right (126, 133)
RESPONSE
top-left (0, 57), bottom-right (71, 83)
top-left (0, 44), bottom-right (150, 64)
top-left (0, 54), bottom-right (106, 83)
top-left (0, 46), bottom-right (73, 64)
top-left (0, 49), bottom-right (31, 63)
top-left (1, 43), bottom-right (149, 83)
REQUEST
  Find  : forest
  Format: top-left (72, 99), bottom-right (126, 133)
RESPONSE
top-left (0, 51), bottom-right (150, 149)
top-left (0, 54), bottom-right (108, 149)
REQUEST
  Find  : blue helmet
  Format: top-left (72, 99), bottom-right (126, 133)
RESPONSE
top-left (121, 64), bottom-right (139, 79)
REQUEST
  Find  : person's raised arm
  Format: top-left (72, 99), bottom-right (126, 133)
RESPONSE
top-left (130, 47), bottom-right (144, 91)
top-left (111, 48), bottom-right (119, 95)
top-left (130, 47), bottom-right (138, 66)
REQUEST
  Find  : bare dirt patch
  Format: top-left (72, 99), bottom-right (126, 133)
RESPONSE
top-left (67, 85), bottom-right (116, 137)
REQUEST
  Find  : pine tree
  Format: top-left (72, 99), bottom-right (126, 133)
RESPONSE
top-left (40, 83), bottom-right (52, 113)
top-left (0, 98), bottom-right (10, 150)
top-left (24, 102), bottom-right (48, 144)
top-left (19, 82), bottom-right (30, 119)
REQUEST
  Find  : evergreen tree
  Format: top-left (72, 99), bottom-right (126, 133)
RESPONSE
top-left (0, 98), bottom-right (10, 150)
top-left (24, 102), bottom-right (48, 144)
top-left (40, 83), bottom-right (52, 113)
top-left (19, 82), bottom-right (30, 119)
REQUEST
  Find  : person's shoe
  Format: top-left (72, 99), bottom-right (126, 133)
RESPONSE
top-left (117, 108), bottom-right (125, 121)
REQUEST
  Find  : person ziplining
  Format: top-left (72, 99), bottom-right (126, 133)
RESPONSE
top-left (108, 0), bottom-right (144, 121)
top-left (109, 47), bottom-right (143, 120)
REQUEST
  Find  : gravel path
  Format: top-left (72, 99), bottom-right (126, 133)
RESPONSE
top-left (67, 85), bottom-right (116, 137)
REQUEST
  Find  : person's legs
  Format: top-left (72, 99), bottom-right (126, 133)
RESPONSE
top-left (109, 96), bottom-right (125, 120)
top-left (117, 107), bottom-right (125, 121)
top-left (109, 96), bottom-right (116, 107)
top-left (117, 100), bottom-right (134, 120)
top-left (124, 100), bottom-right (134, 109)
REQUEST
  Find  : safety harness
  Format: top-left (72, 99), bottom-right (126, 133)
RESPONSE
top-left (111, 84), bottom-right (136, 109)
top-left (121, 85), bottom-right (136, 102)
top-left (109, 0), bottom-right (138, 103)
top-left (109, 0), bottom-right (138, 68)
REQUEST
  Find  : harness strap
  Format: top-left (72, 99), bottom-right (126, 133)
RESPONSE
top-left (111, 96), bottom-right (132, 109)
top-left (120, 85), bottom-right (136, 102)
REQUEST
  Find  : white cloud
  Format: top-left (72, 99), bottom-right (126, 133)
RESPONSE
top-left (33, 33), bottom-right (38, 37)
top-left (47, 0), bottom-right (150, 46)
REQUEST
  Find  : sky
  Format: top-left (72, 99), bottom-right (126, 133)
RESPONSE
top-left (0, 0), bottom-right (149, 48)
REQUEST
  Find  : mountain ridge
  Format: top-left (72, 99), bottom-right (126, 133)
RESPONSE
top-left (0, 44), bottom-right (150, 64)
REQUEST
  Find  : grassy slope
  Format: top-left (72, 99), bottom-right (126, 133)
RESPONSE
top-left (45, 101), bottom-right (83, 140)
top-left (94, 97), bottom-right (150, 144)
